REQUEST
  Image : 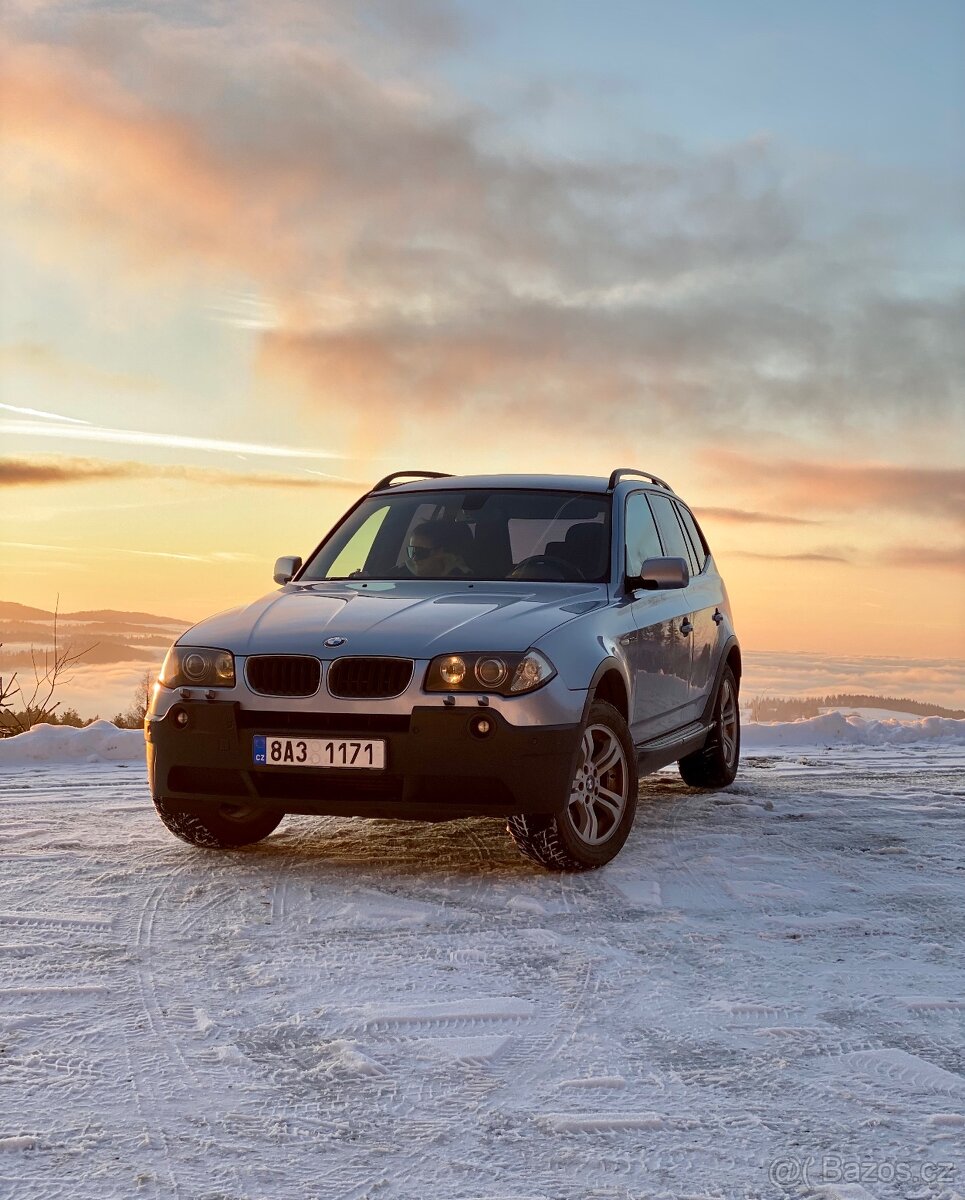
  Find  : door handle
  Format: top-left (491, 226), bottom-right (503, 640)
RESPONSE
top-left (680, 619), bottom-right (694, 636)
top-left (713, 610), bottom-right (724, 626)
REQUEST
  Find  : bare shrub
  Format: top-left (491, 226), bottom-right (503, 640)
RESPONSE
top-left (0, 599), bottom-right (97, 736)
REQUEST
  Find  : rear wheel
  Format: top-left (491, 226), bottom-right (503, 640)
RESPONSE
top-left (153, 797), bottom-right (283, 848)
top-left (678, 665), bottom-right (740, 788)
top-left (506, 700), bottom-right (638, 871)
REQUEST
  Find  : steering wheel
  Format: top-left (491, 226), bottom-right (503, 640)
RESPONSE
top-left (508, 554), bottom-right (584, 581)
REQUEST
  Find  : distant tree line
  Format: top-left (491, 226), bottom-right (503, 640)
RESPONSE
top-left (747, 694), bottom-right (965, 723)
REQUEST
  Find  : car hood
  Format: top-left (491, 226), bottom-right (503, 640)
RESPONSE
top-left (180, 580), bottom-right (607, 658)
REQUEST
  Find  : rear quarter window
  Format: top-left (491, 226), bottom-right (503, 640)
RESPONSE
top-left (649, 493), bottom-right (696, 576)
top-left (675, 503), bottom-right (709, 572)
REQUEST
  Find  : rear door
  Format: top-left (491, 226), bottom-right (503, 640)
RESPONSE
top-left (672, 500), bottom-right (720, 717)
top-left (625, 492), bottom-right (692, 740)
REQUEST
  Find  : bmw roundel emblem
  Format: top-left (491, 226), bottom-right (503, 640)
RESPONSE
top-left (324, 636), bottom-right (347, 647)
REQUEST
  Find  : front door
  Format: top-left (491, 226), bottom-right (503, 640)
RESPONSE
top-left (624, 492), bottom-right (693, 741)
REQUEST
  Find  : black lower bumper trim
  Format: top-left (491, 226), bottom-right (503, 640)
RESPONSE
top-left (147, 701), bottom-right (581, 820)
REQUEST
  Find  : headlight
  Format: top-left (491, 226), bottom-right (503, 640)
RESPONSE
top-left (424, 650), bottom-right (555, 696)
top-left (159, 645), bottom-right (235, 689)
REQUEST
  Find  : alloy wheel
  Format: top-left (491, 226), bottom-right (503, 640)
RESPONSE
top-left (567, 723), bottom-right (629, 846)
top-left (719, 678), bottom-right (739, 769)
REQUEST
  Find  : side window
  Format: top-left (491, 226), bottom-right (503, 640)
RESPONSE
top-left (624, 493), bottom-right (663, 576)
top-left (649, 494), bottom-right (696, 577)
top-left (675, 502), bottom-right (708, 573)
top-left (328, 506), bottom-right (390, 576)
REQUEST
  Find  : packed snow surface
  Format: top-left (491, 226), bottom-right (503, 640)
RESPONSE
top-left (1, 738), bottom-right (963, 1198)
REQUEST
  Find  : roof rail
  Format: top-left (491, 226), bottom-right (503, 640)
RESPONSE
top-left (607, 467), bottom-right (673, 492)
top-left (371, 470), bottom-right (453, 492)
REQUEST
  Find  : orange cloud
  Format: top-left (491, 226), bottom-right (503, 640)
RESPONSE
top-left (0, 38), bottom-right (293, 282)
top-left (0, 342), bottom-right (160, 393)
top-left (0, 455), bottom-right (360, 489)
top-left (727, 550), bottom-right (851, 564)
top-left (694, 506), bottom-right (821, 526)
top-left (877, 544), bottom-right (965, 571)
top-left (701, 450), bottom-right (965, 524)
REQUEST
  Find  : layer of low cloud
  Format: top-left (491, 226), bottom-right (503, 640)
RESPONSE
top-left (743, 650), bottom-right (965, 709)
top-left (16, 648), bottom-right (963, 721)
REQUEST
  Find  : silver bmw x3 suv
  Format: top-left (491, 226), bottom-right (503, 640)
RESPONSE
top-left (146, 469), bottom-right (741, 870)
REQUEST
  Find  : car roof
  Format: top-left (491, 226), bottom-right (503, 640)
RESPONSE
top-left (371, 473), bottom-right (613, 495)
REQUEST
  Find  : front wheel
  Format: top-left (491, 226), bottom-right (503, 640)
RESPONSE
top-left (153, 797), bottom-right (283, 848)
top-left (506, 700), bottom-right (638, 871)
top-left (678, 665), bottom-right (740, 788)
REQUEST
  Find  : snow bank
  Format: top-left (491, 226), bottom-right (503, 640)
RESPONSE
top-left (818, 705), bottom-right (941, 724)
top-left (744, 711), bottom-right (965, 748)
top-left (0, 720), bottom-right (143, 767)
top-left (1, 710), bottom-right (962, 769)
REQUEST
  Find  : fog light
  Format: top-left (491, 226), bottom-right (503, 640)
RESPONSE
top-left (174, 708), bottom-right (189, 729)
top-left (469, 714), bottom-right (494, 739)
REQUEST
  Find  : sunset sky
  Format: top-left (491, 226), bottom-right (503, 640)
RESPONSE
top-left (1, 0), bottom-right (963, 666)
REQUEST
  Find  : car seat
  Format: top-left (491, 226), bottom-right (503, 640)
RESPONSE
top-left (562, 523), bottom-right (607, 580)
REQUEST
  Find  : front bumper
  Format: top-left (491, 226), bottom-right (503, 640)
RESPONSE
top-left (146, 700), bottom-right (582, 821)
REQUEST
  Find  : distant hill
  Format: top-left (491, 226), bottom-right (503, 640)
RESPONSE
top-left (0, 600), bottom-right (189, 668)
top-left (60, 608), bottom-right (192, 625)
top-left (0, 601), bottom-right (59, 622)
top-left (0, 601), bottom-right (189, 625)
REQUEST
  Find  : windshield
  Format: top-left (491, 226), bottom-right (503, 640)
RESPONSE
top-left (300, 489), bottom-right (611, 583)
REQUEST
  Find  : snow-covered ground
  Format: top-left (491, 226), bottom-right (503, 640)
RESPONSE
top-left (1, 730), bottom-right (963, 1198)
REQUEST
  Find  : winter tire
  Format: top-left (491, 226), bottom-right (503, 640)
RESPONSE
top-left (506, 700), bottom-right (638, 871)
top-left (678, 665), bottom-right (740, 789)
top-left (153, 797), bottom-right (283, 848)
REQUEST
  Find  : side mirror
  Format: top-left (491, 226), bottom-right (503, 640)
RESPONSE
top-left (273, 555), bottom-right (302, 585)
top-left (626, 556), bottom-right (689, 592)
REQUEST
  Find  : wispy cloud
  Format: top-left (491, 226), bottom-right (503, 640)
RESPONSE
top-left (0, 421), bottom-right (352, 463)
top-left (695, 506), bottom-right (821, 527)
top-left (1, 539), bottom-right (207, 563)
top-left (0, 344), bottom-right (158, 397)
top-left (0, 455), bottom-right (363, 488)
top-left (725, 550), bottom-right (852, 564)
top-left (877, 544), bottom-right (965, 571)
top-left (701, 451), bottom-right (965, 525)
top-left (0, 402), bottom-right (91, 425)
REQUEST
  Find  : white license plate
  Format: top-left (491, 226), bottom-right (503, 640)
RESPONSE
top-left (253, 735), bottom-right (385, 770)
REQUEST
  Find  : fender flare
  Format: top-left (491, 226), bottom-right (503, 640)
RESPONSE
top-left (699, 635), bottom-right (741, 726)
top-left (579, 655), bottom-right (632, 726)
